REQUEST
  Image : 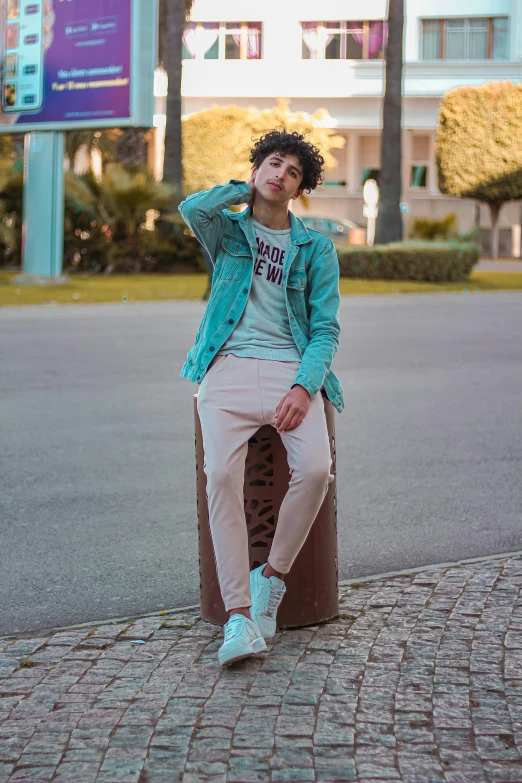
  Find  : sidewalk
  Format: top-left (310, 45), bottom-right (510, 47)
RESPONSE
top-left (475, 259), bottom-right (522, 272)
top-left (1, 553), bottom-right (521, 783)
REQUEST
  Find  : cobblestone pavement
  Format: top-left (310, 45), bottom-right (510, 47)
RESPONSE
top-left (1, 554), bottom-right (522, 783)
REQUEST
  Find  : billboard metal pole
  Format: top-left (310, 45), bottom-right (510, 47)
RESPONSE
top-left (20, 131), bottom-right (66, 281)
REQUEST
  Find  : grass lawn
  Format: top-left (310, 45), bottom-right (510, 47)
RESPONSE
top-left (481, 257), bottom-right (522, 262)
top-left (0, 269), bottom-right (521, 307)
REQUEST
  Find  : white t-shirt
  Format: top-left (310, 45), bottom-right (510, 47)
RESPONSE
top-left (218, 219), bottom-right (301, 362)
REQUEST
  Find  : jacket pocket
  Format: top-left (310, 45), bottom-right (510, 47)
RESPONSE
top-left (216, 234), bottom-right (252, 281)
top-left (286, 271), bottom-right (307, 291)
top-left (286, 271), bottom-right (309, 325)
top-left (221, 234), bottom-right (252, 258)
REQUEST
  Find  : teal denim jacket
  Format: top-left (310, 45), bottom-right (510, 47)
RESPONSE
top-left (179, 180), bottom-right (344, 413)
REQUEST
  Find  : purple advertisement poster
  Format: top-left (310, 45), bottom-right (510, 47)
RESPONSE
top-left (1, 0), bottom-right (132, 127)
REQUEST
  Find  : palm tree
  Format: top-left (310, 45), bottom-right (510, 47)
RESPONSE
top-left (0, 158), bottom-right (24, 266)
top-left (159, 0), bottom-right (193, 195)
top-left (65, 164), bottom-right (176, 238)
top-left (375, 0), bottom-right (404, 244)
top-left (115, 129), bottom-right (150, 169)
top-left (64, 130), bottom-right (118, 171)
top-left (0, 134), bottom-right (15, 162)
top-left (64, 164), bottom-right (177, 271)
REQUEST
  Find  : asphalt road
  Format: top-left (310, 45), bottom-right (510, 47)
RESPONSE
top-left (1, 292), bottom-right (521, 636)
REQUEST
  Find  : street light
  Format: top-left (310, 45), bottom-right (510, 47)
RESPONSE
top-left (363, 178), bottom-right (379, 247)
top-left (153, 65), bottom-right (168, 181)
top-left (154, 65), bottom-right (168, 99)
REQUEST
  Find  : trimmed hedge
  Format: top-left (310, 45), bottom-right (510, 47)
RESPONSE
top-left (336, 241), bottom-right (480, 282)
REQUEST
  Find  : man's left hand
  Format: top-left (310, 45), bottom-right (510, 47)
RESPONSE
top-left (275, 385), bottom-right (310, 433)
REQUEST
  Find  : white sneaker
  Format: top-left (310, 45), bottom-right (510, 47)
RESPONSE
top-left (218, 613), bottom-right (267, 666)
top-left (250, 564), bottom-right (286, 640)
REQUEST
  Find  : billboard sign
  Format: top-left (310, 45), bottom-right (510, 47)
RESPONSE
top-left (0, 0), bottom-right (156, 132)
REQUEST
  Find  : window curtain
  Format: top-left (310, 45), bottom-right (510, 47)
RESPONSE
top-left (183, 23), bottom-right (219, 59)
top-left (302, 22), bottom-right (335, 59)
top-left (247, 23), bottom-right (261, 59)
top-left (411, 166), bottom-right (427, 188)
top-left (232, 23), bottom-right (261, 59)
top-left (445, 20), bottom-right (466, 59)
top-left (232, 29), bottom-right (242, 53)
top-left (369, 20), bottom-right (386, 58)
top-left (323, 22), bottom-right (337, 52)
top-left (468, 19), bottom-right (488, 59)
top-left (346, 21), bottom-right (364, 46)
top-left (422, 20), bottom-right (441, 59)
top-left (492, 18), bottom-right (508, 60)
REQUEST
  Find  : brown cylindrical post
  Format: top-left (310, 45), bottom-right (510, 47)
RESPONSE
top-left (194, 395), bottom-right (339, 628)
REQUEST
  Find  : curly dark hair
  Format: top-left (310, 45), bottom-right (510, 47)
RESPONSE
top-left (249, 129), bottom-right (325, 193)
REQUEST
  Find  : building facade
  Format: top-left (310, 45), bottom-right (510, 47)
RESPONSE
top-left (180, 0), bottom-right (522, 249)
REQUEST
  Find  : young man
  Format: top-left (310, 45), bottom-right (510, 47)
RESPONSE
top-left (179, 129), bottom-right (344, 666)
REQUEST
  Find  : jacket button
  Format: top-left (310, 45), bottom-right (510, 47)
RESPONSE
top-left (228, 319), bottom-right (234, 324)
top-left (197, 376), bottom-right (201, 382)
top-left (235, 245), bottom-right (240, 252)
top-left (243, 288), bottom-right (248, 294)
top-left (209, 346), bottom-right (215, 352)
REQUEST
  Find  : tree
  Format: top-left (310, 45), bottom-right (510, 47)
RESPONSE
top-left (182, 100), bottom-right (345, 194)
top-left (375, 0), bottom-right (404, 245)
top-left (436, 80), bottom-right (522, 259)
top-left (64, 130), bottom-right (118, 171)
top-left (63, 128), bottom-right (150, 174)
top-left (115, 129), bottom-right (150, 169)
top-left (0, 157), bottom-right (23, 266)
top-left (64, 164), bottom-right (178, 272)
top-left (0, 135), bottom-right (15, 162)
top-left (159, 0), bottom-right (193, 195)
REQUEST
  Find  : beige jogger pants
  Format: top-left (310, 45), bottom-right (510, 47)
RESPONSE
top-left (197, 354), bottom-right (333, 612)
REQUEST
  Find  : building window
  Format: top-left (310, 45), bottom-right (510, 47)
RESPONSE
top-left (302, 21), bottom-right (386, 60)
top-left (183, 23), bottom-right (219, 60)
top-left (492, 17), bottom-right (509, 60)
top-left (411, 166), bottom-right (427, 189)
top-left (421, 17), bottom-right (508, 60)
top-left (362, 168), bottom-right (380, 185)
top-left (183, 22), bottom-right (262, 60)
top-left (360, 136), bottom-right (380, 188)
top-left (224, 23), bottom-right (262, 59)
top-left (411, 136), bottom-right (430, 190)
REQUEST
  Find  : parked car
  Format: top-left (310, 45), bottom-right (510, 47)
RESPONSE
top-left (299, 216), bottom-right (364, 244)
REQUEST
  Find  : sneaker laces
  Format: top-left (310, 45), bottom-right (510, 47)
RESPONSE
top-left (265, 582), bottom-right (285, 617)
top-left (224, 615), bottom-right (245, 641)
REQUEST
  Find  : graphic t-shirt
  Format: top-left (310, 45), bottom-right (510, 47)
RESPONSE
top-left (218, 219), bottom-right (301, 362)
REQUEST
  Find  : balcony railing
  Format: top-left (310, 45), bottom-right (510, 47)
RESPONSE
top-left (181, 58), bottom-right (522, 99)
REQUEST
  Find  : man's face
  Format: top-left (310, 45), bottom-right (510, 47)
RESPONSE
top-left (253, 152), bottom-right (303, 204)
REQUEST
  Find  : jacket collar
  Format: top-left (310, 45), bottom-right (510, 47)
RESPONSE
top-left (229, 207), bottom-right (312, 246)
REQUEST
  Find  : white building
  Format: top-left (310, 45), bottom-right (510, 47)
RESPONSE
top-left (179, 0), bottom-right (522, 251)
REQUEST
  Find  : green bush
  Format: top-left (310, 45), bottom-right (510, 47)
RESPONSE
top-left (409, 214), bottom-right (479, 245)
top-left (0, 160), bottom-right (204, 274)
top-left (63, 216), bottom-right (204, 275)
top-left (336, 241), bottom-right (480, 282)
top-left (0, 158), bottom-right (23, 268)
top-left (409, 213), bottom-right (458, 241)
top-left (64, 165), bottom-right (204, 274)
top-left (436, 81), bottom-right (522, 258)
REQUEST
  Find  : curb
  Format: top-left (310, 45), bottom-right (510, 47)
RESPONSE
top-left (338, 548), bottom-right (522, 588)
top-left (4, 549), bottom-right (522, 641)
